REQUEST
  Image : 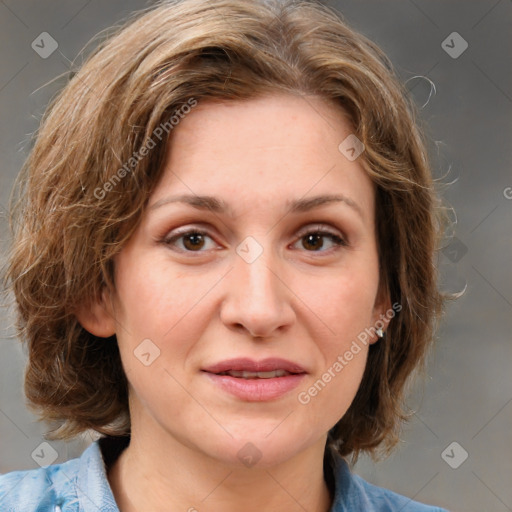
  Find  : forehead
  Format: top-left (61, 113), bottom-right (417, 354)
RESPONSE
top-left (152, 93), bottom-right (375, 222)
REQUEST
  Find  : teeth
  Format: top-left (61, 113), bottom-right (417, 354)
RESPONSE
top-left (219, 370), bottom-right (291, 379)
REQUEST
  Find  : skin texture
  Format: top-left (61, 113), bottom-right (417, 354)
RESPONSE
top-left (78, 92), bottom-right (391, 512)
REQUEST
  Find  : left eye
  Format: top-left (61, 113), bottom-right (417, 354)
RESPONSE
top-left (293, 230), bottom-right (347, 252)
top-left (163, 229), bottom-right (347, 253)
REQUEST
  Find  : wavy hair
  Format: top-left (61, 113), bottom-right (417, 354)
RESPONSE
top-left (5, 0), bottom-right (448, 469)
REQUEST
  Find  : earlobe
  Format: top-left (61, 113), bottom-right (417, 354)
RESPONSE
top-left (75, 288), bottom-right (117, 338)
top-left (370, 287), bottom-right (392, 345)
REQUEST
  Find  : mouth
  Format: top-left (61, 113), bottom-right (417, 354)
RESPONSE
top-left (201, 357), bottom-right (307, 401)
top-left (201, 357), bottom-right (307, 377)
top-left (214, 369), bottom-right (296, 379)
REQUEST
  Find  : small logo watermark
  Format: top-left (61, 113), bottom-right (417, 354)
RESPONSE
top-left (134, 338), bottom-right (161, 366)
top-left (441, 32), bottom-right (468, 59)
top-left (236, 236), bottom-right (264, 264)
top-left (31, 441), bottom-right (59, 468)
top-left (442, 237), bottom-right (468, 263)
top-left (31, 32), bottom-right (58, 59)
top-left (237, 442), bottom-right (263, 468)
top-left (441, 441), bottom-right (468, 469)
top-left (338, 134), bottom-right (365, 161)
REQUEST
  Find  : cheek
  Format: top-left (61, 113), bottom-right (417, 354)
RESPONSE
top-left (292, 265), bottom-right (377, 422)
top-left (298, 260), bottom-right (380, 341)
top-left (296, 338), bottom-right (369, 438)
top-left (316, 275), bottom-right (374, 377)
top-left (113, 250), bottom-right (200, 335)
top-left (112, 251), bottom-right (220, 376)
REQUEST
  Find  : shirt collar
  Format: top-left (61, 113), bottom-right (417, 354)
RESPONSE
top-left (328, 452), bottom-right (361, 511)
top-left (76, 436), bottom-right (128, 511)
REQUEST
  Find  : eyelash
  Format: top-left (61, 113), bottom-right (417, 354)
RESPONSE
top-left (161, 225), bottom-right (348, 255)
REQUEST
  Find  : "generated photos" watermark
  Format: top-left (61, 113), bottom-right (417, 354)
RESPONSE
top-left (298, 302), bottom-right (402, 405)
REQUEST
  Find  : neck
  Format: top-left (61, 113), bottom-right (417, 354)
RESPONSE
top-left (107, 430), bottom-right (333, 512)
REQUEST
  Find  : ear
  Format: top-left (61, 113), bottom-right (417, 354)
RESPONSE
top-left (369, 280), bottom-right (392, 345)
top-left (75, 287), bottom-right (117, 338)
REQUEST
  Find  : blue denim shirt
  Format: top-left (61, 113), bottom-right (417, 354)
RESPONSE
top-left (0, 436), bottom-right (448, 511)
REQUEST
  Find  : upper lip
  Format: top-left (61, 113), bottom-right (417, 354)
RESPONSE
top-left (202, 357), bottom-right (307, 374)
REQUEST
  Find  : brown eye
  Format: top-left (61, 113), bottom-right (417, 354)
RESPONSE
top-left (182, 232), bottom-right (206, 251)
top-left (164, 230), bottom-right (216, 252)
top-left (296, 230), bottom-right (347, 252)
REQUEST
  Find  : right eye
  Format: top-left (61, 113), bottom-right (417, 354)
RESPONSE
top-left (163, 229), bottom-right (219, 252)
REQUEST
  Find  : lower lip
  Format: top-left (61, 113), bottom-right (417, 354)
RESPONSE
top-left (203, 372), bottom-right (306, 401)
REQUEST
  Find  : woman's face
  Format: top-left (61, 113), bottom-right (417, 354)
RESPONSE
top-left (101, 93), bottom-right (390, 467)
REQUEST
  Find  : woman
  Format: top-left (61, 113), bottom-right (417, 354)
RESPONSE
top-left (0, 0), bottom-right (449, 510)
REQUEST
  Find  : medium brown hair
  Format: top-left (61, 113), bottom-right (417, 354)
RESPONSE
top-left (5, 0), bottom-right (447, 464)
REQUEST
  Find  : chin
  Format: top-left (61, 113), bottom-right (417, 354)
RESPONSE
top-left (202, 430), bottom-right (314, 470)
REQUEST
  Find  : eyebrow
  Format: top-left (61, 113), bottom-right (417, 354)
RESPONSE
top-left (149, 193), bottom-right (364, 219)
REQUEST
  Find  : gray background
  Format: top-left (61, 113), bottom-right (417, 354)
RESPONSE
top-left (0, 1), bottom-right (511, 511)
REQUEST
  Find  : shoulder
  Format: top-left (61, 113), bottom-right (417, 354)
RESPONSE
top-left (0, 456), bottom-right (81, 511)
top-left (330, 455), bottom-right (449, 512)
top-left (0, 437), bottom-right (123, 512)
top-left (349, 473), bottom-right (448, 511)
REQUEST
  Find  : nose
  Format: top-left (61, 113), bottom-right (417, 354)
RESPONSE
top-left (219, 246), bottom-right (295, 339)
